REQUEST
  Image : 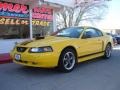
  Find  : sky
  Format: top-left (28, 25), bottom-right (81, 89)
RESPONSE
top-left (97, 0), bottom-right (120, 29)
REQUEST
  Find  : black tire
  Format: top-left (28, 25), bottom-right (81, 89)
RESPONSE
top-left (58, 48), bottom-right (77, 72)
top-left (104, 44), bottom-right (112, 59)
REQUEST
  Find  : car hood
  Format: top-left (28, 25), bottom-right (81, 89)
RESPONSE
top-left (18, 36), bottom-right (74, 47)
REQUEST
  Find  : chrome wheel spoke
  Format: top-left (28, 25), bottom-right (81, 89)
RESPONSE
top-left (70, 56), bottom-right (73, 60)
top-left (106, 45), bottom-right (111, 57)
top-left (64, 61), bottom-right (69, 68)
top-left (63, 52), bottom-right (75, 70)
top-left (66, 53), bottom-right (71, 59)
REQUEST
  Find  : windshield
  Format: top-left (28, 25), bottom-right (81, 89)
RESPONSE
top-left (56, 27), bottom-right (84, 38)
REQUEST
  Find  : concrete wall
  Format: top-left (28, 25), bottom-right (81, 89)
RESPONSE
top-left (0, 39), bottom-right (27, 54)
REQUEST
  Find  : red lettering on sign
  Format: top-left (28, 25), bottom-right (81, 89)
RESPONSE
top-left (2, 3), bottom-right (8, 11)
top-left (32, 13), bottom-right (53, 21)
top-left (0, 2), bottom-right (3, 10)
top-left (8, 3), bottom-right (13, 12)
top-left (33, 8), bottom-right (39, 13)
top-left (13, 4), bottom-right (21, 13)
top-left (0, 1), bottom-right (28, 14)
top-left (33, 7), bottom-right (52, 15)
top-left (32, 7), bottom-right (53, 21)
top-left (20, 5), bottom-right (28, 14)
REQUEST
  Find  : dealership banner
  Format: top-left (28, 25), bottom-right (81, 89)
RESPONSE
top-left (0, 1), bottom-right (53, 27)
top-left (0, 1), bottom-right (29, 18)
top-left (32, 7), bottom-right (53, 22)
top-left (32, 7), bottom-right (53, 26)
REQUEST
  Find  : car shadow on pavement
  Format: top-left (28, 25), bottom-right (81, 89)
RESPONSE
top-left (16, 66), bottom-right (61, 75)
top-left (14, 57), bottom-right (108, 75)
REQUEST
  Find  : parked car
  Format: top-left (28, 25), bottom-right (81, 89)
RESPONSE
top-left (106, 33), bottom-right (117, 45)
top-left (112, 37), bottom-right (118, 45)
top-left (10, 26), bottom-right (113, 72)
top-left (114, 36), bottom-right (120, 44)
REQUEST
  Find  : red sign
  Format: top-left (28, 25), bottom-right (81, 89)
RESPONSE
top-left (0, 1), bottom-right (53, 26)
top-left (32, 7), bottom-right (53, 21)
top-left (0, 1), bottom-right (29, 14)
top-left (33, 7), bottom-right (52, 15)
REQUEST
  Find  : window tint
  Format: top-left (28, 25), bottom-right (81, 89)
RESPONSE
top-left (82, 28), bottom-right (102, 38)
top-left (56, 27), bottom-right (84, 38)
top-left (96, 29), bottom-right (103, 36)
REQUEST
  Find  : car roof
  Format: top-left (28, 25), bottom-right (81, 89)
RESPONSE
top-left (64, 26), bottom-right (101, 30)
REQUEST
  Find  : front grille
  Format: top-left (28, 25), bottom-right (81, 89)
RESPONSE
top-left (16, 47), bottom-right (27, 52)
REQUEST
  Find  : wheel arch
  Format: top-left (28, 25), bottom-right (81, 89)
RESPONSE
top-left (107, 42), bottom-right (112, 45)
top-left (103, 41), bottom-right (112, 51)
top-left (60, 46), bottom-right (78, 57)
top-left (103, 42), bottom-right (112, 59)
top-left (106, 42), bottom-right (112, 48)
top-left (57, 46), bottom-right (78, 72)
top-left (58, 46), bottom-right (78, 65)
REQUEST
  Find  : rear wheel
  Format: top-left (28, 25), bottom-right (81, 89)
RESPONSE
top-left (104, 44), bottom-right (112, 59)
top-left (58, 48), bottom-right (77, 72)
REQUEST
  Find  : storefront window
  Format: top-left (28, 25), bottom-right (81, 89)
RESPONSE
top-left (0, 1), bottom-right (29, 39)
top-left (0, 24), bottom-right (29, 39)
top-left (0, 1), bottom-right (53, 39)
top-left (32, 7), bottom-right (53, 37)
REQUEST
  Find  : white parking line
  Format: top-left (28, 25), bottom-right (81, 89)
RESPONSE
top-left (113, 45), bottom-right (120, 50)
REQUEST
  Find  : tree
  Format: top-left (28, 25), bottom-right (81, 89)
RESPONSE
top-left (56, 0), bottom-right (109, 29)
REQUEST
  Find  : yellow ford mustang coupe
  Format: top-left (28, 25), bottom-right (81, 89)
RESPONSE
top-left (10, 27), bottom-right (113, 72)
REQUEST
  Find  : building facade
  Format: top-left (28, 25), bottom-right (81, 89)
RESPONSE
top-left (0, 0), bottom-right (63, 54)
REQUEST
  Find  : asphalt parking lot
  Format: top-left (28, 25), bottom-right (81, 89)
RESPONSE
top-left (0, 45), bottom-right (120, 90)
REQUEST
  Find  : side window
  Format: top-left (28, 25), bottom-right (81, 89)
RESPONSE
top-left (82, 28), bottom-right (101, 38)
top-left (69, 28), bottom-right (84, 38)
top-left (96, 29), bottom-right (103, 37)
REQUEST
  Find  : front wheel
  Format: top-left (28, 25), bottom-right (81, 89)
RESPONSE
top-left (58, 48), bottom-right (77, 72)
top-left (104, 44), bottom-right (112, 59)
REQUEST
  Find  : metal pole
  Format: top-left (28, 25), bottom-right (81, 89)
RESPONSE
top-left (29, 7), bottom-right (33, 40)
top-left (53, 10), bottom-right (57, 32)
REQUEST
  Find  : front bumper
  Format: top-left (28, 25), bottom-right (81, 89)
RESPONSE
top-left (11, 51), bottom-right (59, 68)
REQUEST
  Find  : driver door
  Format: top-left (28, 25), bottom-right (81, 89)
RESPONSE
top-left (77, 28), bottom-right (103, 58)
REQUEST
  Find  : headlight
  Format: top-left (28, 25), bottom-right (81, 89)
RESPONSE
top-left (29, 46), bottom-right (53, 53)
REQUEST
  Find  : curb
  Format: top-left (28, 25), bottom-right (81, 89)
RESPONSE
top-left (0, 53), bottom-right (12, 64)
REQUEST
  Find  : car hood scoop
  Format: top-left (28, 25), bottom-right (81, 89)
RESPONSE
top-left (35, 36), bottom-right (45, 40)
top-left (20, 40), bottom-right (34, 45)
top-left (20, 37), bottom-right (45, 45)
